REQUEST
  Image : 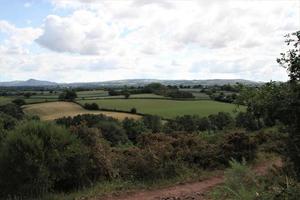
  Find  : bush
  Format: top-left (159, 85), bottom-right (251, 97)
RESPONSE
top-left (142, 115), bottom-right (162, 133)
top-left (0, 121), bottom-right (90, 198)
top-left (0, 112), bottom-right (17, 130)
top-left (12, 98), bottom-right (26, 106)
top-left (84, 103), bottom-right (99, 110)
top-left (0, 103), bottom-right (24, 119)
top-left (171, 134), bottom-right (220, 169)
top-left (56, 114), bottom-right (117, 128)
top-left (70, 126), bottom-right (115, 180)
top-left (122, 118), bottom-right (146, 142)
top-left (130, 107), bottom-right (137, 114)
top-left (209, 112), bottom-right (234, 130)
top-left (59, 90), bottom-right (77, 101)
top-left (117, 133), bottom-right (185, 180)
top-left (220, 132), bottom-right (257, 165)
top-left (96, 121), bottom-right (129, 146)
top-left (235, 112), bottom-right (259, 131)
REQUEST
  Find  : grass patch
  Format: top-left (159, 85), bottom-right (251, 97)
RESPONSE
top-left (77, 99), bottom-right (245, 119)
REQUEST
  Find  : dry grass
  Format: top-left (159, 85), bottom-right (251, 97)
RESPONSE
top-left (23, 101), bottom-right (141, 121)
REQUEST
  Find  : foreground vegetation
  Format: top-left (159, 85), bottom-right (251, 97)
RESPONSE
top-left (0, 100), bottom-right (285, 199)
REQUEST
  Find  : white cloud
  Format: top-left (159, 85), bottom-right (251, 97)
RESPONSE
top-left (36, 10), bottom-right (118, 55)
top-left (0, 20), bottom-right (42, 55)
top-left (1, 0), bottom-right (299, 82)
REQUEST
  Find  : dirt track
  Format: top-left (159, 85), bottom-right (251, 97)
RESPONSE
top-left (92, 159), bottom-right (281, 200)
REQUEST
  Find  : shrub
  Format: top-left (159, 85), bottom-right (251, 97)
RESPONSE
top-left (84, 103), bottom-right (99, 110)
top-left (0, 103), bottom-right (24, 119)
top-left (209, 112), bottom-right (234, 130)
top-left (58, 90), bottom-right (77, 101)
top-left (171, 134), bottom-right (220, 169)
top-left (122, 118), bottom-right (146, 142)
top-left (12, 98), bottom-right (26, 106)
top-left (96, 121), bottom-right (129, 146)
top-left (70, 126), bottom-right (115, 180)
top-left (56, 114), bottom-right (117, 128)
top-left (0, 121), bottom-right (90, 198)
top-left (130, 107), bottom-right (137, 114)
top-left (235, 112), bottom-right (259, 131)
top-left (219, 132), bottom-right (257, 165)
top-left (116, 146), bottom-right (180, 181)
top-left (142, 115), bottom-right (162, 133)
top-left (0, 112), bottom-right (17, 130)
top-left (124, 92), bottom-right (130, 99)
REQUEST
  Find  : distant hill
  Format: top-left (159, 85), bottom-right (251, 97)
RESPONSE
top-left (0, 79), bottom-right (58, 87)
top-left (0, 78), bottom-right (261, 87)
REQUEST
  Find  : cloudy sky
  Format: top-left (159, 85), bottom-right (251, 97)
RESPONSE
top-left (0, 0), bottom-right (299, 82)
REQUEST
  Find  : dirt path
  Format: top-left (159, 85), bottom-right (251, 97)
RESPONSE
top-left (94, 159), bottom-right (281, 200)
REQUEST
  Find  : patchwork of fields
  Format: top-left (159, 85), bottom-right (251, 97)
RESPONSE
top-left (23, 102), bottom-right (141, 121)
top-left (2, 89), bottom-right (244, 120)
top-left (78, 99), bottom-right (244, 119)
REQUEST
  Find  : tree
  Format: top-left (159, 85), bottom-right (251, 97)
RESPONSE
top-left (84, 103), bottom-right (99, 110)
top-left (23, 92), bottom-right (32, 98)
top-left (277, 31), bottom-right (300, 82)
top-left (130, 107), bottom-right (137, 114)
top-left (277, 31), bottom-right (300, 179)
top-left (12, 98), bottom-right (26, 106)
top-left (59, 90), bottom-right (77, 101)
top-left (235, 112), bottom-right (259, 131)
top-left (124, 92), bottom-right (130, 99)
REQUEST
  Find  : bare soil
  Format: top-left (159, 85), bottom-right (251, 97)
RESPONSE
top-left (89, 159), bottom-right (282, 200)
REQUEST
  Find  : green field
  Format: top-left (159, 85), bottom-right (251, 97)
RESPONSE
top-left (78, 99), bottom-right (244, 119)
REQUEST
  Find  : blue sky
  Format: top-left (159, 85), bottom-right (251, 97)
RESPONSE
top-left (0, 0), bottom-right (299, 82)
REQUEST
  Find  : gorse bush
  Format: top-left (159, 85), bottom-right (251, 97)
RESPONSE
top-left (220, 132), bottom-right (257, 165)
top-left (96, 120), bottom-right (129, 146)
top-left (0, 121), bottom-right (90, 198)
top-left (0, 103), bottom-right (24, 119)
top-left (12, 98), bottom-right (26, 106)
top-left (70, 126), bottom-right (115, 180)
top-left (122, 118), bottom-right (146, 142)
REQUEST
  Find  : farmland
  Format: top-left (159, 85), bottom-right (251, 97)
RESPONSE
top-left (78, 99), bottom-right (244, 119)
top-left (23, 101), bottom-right (141, 121)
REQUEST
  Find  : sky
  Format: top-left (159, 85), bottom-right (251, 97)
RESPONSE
top-left (0, 0), bottom-right (299, 83)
